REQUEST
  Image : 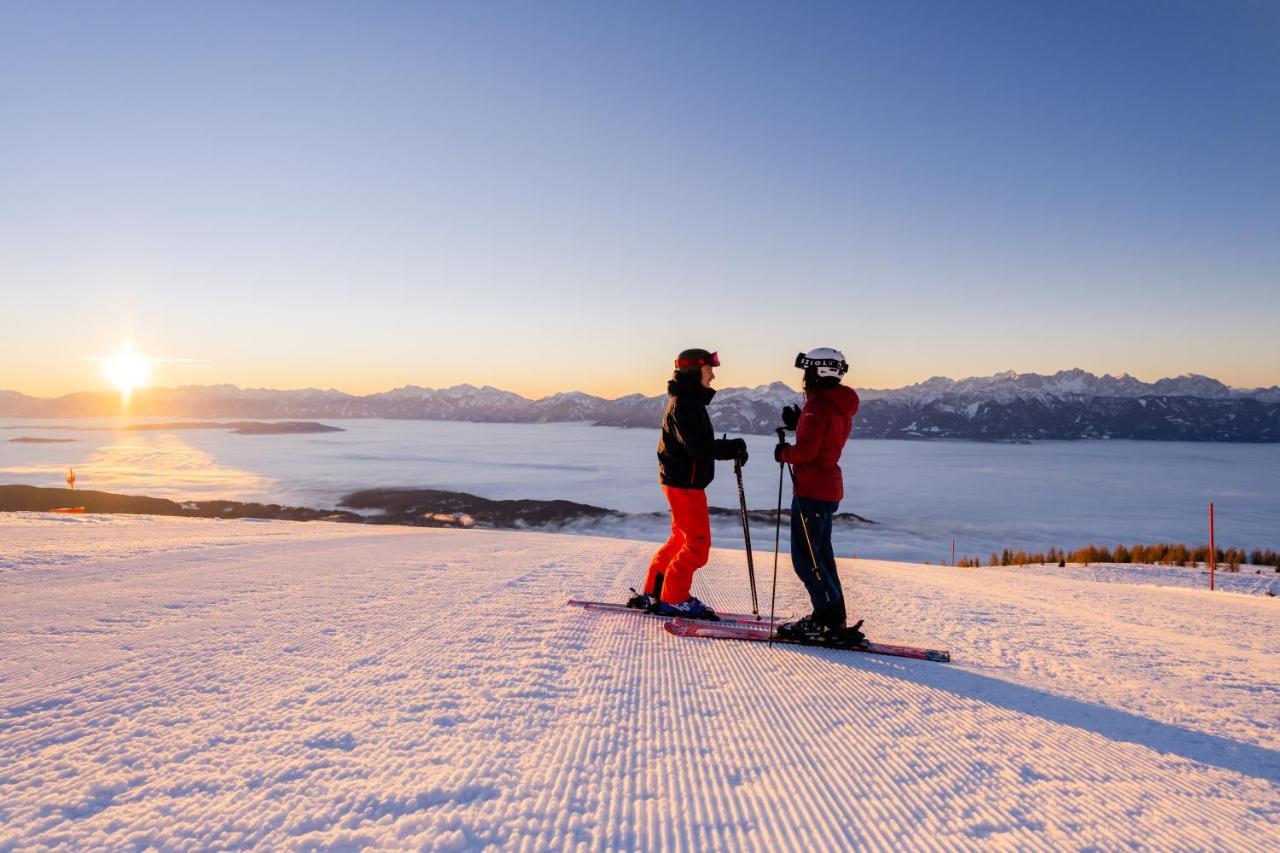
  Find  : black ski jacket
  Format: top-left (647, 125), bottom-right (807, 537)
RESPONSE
top-left (657, 374), bottom-right (738, 490)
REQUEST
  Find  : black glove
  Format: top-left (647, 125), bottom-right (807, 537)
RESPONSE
top-left (714, 436), bottom-right (748, 464)
top-left (781, 404), bottom-right (801, 431)
top-left (774, 441), bottom-right (790, 463)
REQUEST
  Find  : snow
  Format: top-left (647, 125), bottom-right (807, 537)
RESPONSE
top-left (976, 560), bottom-right (1280, 597)
top-left (2, 514), bottom-right (1276, 849)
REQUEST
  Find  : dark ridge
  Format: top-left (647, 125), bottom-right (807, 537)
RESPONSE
top-left (340, 489), bottom-right (879, 528)
top-left (340, 488), bottom-right (621, 527)
top-left (0, 484), bottom-right (614, 529)
top-left (1, 484), bottom-right (879, 530)
top-left (8, 437), bottom-right (76, 443)
top-left (0, 485), bottom-right (364, 524)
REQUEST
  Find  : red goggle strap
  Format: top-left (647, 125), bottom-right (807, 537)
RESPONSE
top-left (675, 351), bottom-right (719, 369)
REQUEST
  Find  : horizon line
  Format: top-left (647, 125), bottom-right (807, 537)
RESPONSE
top-left (5, 367), bottom-right (1278, 403)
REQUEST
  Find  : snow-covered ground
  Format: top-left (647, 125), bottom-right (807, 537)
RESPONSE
top-left (962, 559), bottom-right (1280, 597)
top-left (2, 514), bottom-right (1276, 850)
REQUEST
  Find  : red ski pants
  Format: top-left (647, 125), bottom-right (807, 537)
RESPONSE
top-left (644, 485), bottom-right (711, 605)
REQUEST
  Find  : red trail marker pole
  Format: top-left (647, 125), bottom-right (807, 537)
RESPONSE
top-left (1209, 502), bottom-right (1216, 592)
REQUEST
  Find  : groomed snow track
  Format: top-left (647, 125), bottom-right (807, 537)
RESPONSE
top-left (1, 514), bottom-right (1276, 850)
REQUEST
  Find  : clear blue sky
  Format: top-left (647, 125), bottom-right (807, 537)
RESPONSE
top-left (2, 1), bottom-right (1277, 397)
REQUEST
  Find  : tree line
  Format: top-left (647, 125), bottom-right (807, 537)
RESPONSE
top-left (953, 544), bottom-right (1280, 571)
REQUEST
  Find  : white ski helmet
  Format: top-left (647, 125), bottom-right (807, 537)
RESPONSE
top-left (795, 347), bottom-right (849, 379)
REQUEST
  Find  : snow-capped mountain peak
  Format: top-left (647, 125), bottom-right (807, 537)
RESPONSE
top-left (1, 369), bottom-right (1275, 440)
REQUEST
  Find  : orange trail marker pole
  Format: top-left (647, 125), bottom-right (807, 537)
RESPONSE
top-left (1209, 502), bottom-right (1216, 592)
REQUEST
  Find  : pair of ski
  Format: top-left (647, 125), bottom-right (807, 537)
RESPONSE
top-left (567, 599), bottom-right (950, 663)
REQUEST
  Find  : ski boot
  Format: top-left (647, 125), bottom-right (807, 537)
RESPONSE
top-left (775, 614), bottom-right (828, 641)
top-left (777, 615), bottom-right (866, 646)
top-left (656, 596), bottom-right (720, 621)
top-left (828, 619), bottom-right (867, 647)
top-left (627, 575), bottom-right (664, 611)
top-left (624, 589), bottom-right (655, 607)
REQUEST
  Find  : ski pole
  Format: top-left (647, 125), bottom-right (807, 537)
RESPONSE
top-left (769, 427), bottom-right (785, 645)
top-left (770, 430), bottom-right (825, 641)
top-left (732, 454), bottom-right (760, 616)
top-left (785, 462), bottom-right (823, 585)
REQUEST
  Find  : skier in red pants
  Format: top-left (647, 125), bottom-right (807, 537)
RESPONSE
top-left (627, 348), bottom-right (748, 619)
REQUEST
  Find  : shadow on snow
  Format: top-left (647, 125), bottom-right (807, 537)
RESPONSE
top-left (785, 645), bottom-right (1280, 784)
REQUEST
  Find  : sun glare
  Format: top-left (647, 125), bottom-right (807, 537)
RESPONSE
top-left (102, 348), bottom-right (152, 395)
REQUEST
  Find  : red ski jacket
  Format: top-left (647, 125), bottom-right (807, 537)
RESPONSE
top-left (779, 384), bottom-right (860, 502)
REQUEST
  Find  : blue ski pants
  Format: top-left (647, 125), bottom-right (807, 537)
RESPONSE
top-left (790, 495), bottom-right (844, 616)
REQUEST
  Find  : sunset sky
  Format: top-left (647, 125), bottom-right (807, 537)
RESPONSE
top-left (3, 1), bottom-right (1278, 399)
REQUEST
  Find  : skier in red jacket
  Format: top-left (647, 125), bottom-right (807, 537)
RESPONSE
top-left (774, 348), bottom-right (862, 641)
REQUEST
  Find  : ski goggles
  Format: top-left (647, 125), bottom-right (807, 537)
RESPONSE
top-left (675, 351), bottom-right (720, 369)
top-left (794, 352), bottom-right (848, 374)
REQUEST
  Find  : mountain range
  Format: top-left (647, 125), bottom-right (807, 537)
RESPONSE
top-left (3, 370), bottom-right (1278, 442)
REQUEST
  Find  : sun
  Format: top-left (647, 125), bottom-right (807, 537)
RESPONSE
top-left (102, 347), bottom-right (152, 395)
